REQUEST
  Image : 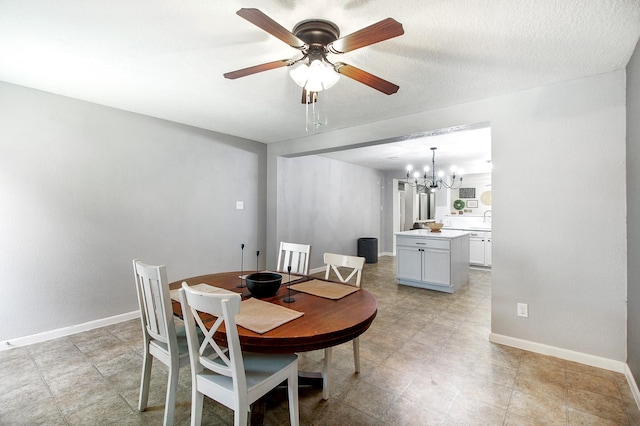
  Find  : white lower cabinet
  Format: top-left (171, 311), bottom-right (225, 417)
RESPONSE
top-left (458, 230), bottom-right (492, 267)
top-left (396, 231), bottom-right (470, 293)
top-left (396, 245), bottom-right (423, 282)
top-left (397, 245), bottom-right (451, 285)
top-left (422, 248), bottom-right (451, 285)
top-left (469, 234), bottom-right (485, 265)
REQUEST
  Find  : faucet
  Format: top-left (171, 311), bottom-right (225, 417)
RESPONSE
top-left (483, 210), bottom-right (492, 222)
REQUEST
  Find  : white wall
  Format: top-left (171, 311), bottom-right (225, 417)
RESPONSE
top-left (267, 71), bottom-right (628, 362)
top-left (275, 155), bottom-right (383, 269)
top-left (0, 82), bottom-right (267, 341)
top-left (448, 173), bottom-right (492, 217)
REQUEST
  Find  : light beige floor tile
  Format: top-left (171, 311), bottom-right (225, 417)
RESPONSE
top-left (567, 406), bottom-right (624, 426)
top-left (380, 396), bottom-right (446, 425)
top-left (64, 392), bottom-right (135, 426)
top-left (341, 380), bottom-right (396, 419)
top-left (506, 390), bottom-right (568, 425)
top-left (566, 388), bottom-right (629, 424)
top-left (460, 376), bottom-right (513, 409)
top-left (311, 399), bottom-right (377, 425)
top-left (0, 397), bottom-right (67, 426)
top-left (362, 362), bottom-right (415, 394)
top-left (444, 396), bottom-right (507, 425)
top-left (400, 374), bottom-right (460, 414)
top-left (566, 369), bottom-right (621, 399)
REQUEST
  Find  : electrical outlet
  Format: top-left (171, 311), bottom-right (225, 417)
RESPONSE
top-left (517, 303), bottom-right (528, 318)
top-left (236, 201), bottom-right (244, 210)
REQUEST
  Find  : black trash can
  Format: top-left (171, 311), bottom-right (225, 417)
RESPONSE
top-left (357, 237), bottom-right (378, 264)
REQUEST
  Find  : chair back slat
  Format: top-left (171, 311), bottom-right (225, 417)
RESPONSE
top-left (277, 241), bottom-right (311, 275)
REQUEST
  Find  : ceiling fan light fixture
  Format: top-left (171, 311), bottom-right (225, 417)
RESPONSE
top-left (317, 60), bottom-right (340, 90)
top-left (289, 59), bottom-right (340, 92)
top-left (289, 63), bottom-right (309, 87)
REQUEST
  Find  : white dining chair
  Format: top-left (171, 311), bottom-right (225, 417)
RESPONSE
top-left (132, 259), bottom-right (190, 426)
top-left (277, 241), bottom-right (311, 275)
top-left (178, 283), bottom-right (299, 426)
top-left (321, 252), bottom-right (366, 399)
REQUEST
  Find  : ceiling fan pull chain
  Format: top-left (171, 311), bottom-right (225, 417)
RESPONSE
top-left (304, 90), bottom-right (311, 132)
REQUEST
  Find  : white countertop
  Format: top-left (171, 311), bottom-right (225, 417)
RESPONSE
top-left (395, 229), bottom-right (470, 239)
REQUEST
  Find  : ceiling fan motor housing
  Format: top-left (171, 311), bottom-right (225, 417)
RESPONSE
top-left (293, 20), bottom-right (340, 47)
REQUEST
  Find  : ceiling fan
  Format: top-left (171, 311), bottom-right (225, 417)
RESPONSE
top-left (223, 8), bottom-right (404, 103)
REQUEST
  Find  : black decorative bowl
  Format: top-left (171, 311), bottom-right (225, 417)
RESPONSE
top-left (245, 272), bottom-right (282, 298)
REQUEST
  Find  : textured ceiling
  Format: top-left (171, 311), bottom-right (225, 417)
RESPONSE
top-left (321, 125), bottom-right (493, 174)
top-left (0, 0), bottom-right (638, 153)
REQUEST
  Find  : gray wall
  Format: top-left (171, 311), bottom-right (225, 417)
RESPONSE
top-left (275, 155), bottom-right (383, 270)
top-left (627, 40), bottom-right (640, 381)
top-left (268, 70), bottom-right (628, 362)
top-left (0, 82), bottom-right (267, 341)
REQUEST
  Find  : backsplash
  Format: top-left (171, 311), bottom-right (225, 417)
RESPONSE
top-left (442, 214), bottom-right (491, 229)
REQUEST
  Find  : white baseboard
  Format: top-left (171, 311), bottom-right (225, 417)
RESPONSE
top-left (489, 333), bottom-right (626, 373)
top-left (0, 310), bottom-right (140, 351)
top-left (625, 364), bottom-right (640, 410)
top-left (308, 266), bottom-right (325, 275)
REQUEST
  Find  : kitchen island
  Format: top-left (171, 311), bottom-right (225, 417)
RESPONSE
top-left (395, 229), bottom-right (470, 293)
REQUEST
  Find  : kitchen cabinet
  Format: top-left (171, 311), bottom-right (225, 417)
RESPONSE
top-left (468, 231), bottom-right (492, 267)
top-left (395, 230), bottom-right (470, 293)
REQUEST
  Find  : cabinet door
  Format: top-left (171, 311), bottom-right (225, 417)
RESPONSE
top-left (469, 237), bottom-right (485, 265)
top-left (485, 237), bottom-right (492, 266)
top-left (422, 249), bottom-right (451, 285)
top-left (397, 246), bottom-right (423, 281)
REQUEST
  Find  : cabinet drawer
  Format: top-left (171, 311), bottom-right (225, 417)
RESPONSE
top-left (397, 238), bottom-right (450, 250)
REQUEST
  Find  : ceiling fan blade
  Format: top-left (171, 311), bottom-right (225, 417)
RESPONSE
top-left (334, 63), bottom-right (399, 95)
top-left (223, 59), bottom-right (292, 79)
top-left (236, 8), bottom-right (306, 49)
top-left (328, 18), bottom-right (404, 54)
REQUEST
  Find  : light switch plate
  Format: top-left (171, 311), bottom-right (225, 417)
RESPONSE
top-left (236, 201), bottom-right (244, 210)
top-left (517, 303), bottom-right (528, 317)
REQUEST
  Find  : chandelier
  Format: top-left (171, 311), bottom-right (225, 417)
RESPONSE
top-left (405, 147), bottom-right (464, 192)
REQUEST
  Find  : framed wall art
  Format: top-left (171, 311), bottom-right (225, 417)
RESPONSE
top-left (459, 187), bottom-right (476, 198)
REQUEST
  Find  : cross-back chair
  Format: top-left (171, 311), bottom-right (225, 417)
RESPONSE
top-left (178, 283), bottom-right (299, 426)
top-left (321, 252), bottom-right (366, 399)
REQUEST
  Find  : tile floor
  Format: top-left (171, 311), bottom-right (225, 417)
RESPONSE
top-left (2, 256), bottom-right (639, 425)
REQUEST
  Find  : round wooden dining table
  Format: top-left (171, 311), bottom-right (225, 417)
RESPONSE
top-left (169, 271), bottom-right (378, 354)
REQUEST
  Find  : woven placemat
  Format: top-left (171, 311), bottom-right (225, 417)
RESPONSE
top-left (289, 279), bottom-right (359, 300)
top-left (235, 298), bottom-right (304, 334)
